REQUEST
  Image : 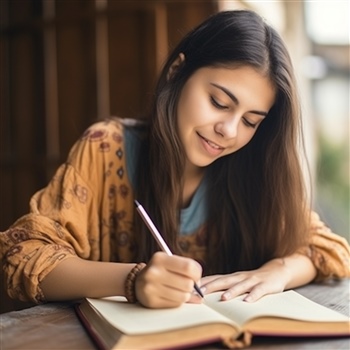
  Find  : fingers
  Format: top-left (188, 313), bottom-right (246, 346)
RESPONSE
top-left (199, 274), bottom-right (230, 295)
top-left (201, 272), bottom-right (285, 303)
top-left (240, 284), bottom-right (268, 302)
top-left (201, 274), bottom-right (259, 302)
top-left (187, 293), bottom-right (203, 304)
top-left (135, 252), bottom-right (203, 308)
top-left (138, 279), bottom-right (192, 308)
top-left (221, 277), bottom-right (266, 302)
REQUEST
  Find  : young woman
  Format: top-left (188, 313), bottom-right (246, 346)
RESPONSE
top-left (1, 10), bottom-right (349, 309)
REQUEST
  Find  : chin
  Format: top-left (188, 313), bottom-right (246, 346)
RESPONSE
top-left (190, 157), bottom-right (217, 168)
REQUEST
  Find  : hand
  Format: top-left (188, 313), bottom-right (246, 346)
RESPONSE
top-left (200, 258), bottom-right (290, 302)
top-left (135, 252), bottom-right (203, 308)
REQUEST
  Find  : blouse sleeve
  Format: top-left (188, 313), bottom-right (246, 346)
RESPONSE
top-left (0, 119), bottom-right (128, 303)
top-left (299, 211), bottom-right (350, 281)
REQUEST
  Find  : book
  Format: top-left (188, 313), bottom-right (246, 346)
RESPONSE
top-left (75, 290), bottom-right (350, 350)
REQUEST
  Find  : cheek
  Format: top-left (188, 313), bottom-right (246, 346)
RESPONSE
top-left (178, 84), bottom-right (210, 124)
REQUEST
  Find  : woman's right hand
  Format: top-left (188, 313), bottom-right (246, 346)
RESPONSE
top-left (135, 252), bottom-right (203, 308)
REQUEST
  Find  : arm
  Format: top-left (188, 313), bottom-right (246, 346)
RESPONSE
top-left (200, 253), bottom-right (316, 302)
top-left (200, 211), bottom-right (350, 302)
top-left (40, 252), bottom-right (202, 307)
top-left (260, 253), bottom-right (317, 290)
top-left (0, 120), bottom-right (130, 304)
top-left (40, 257), bottom-right (134, 300)
top-left (0, 120), bottom-right (202, 308)
top-left (300, 211), bottom-right (350, 281)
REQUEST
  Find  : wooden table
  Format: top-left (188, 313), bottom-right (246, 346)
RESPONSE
top-left (1, 279), bottom-right (349, 350)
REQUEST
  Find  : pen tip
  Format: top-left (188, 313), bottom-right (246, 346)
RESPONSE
top-left (134, 200), bottom-right (140, 207)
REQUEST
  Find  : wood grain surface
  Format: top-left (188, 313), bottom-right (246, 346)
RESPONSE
top-left (1, 279), bottom-right (349, 350)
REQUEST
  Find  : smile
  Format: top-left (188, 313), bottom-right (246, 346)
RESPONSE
top-left (198, 133), bottom-right (224, 149)
top-left (197, 132), bottom-right (225, 156)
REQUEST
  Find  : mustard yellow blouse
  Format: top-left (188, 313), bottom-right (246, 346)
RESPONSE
top-left (1, 118), bottom-right (349, 303)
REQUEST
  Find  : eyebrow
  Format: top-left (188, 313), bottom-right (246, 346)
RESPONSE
top-left (210, 83), bottom-right (268, 117)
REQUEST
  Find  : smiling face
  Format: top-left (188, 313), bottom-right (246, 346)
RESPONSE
top-left (176, 65), bottom-right (276, 173)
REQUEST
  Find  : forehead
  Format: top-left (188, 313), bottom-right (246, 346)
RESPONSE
top-left (192, 64), bottom-right (271, 82)
top-left (188, 65), bottom-right (276, 108)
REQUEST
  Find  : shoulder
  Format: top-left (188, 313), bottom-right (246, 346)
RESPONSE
top-left (80, 117), bottom-right (148, 143)
top-left (68, 117), bottom-right (147, 162)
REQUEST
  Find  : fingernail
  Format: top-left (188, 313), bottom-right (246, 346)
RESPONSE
top-left (244, 295), bottom-right (252, 302)
top-left (222, 291), bottom-right (231, 301)
top-left (200, 286), bottom-right (206, 294)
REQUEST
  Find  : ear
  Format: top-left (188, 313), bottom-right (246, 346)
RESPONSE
top-left (167, 53), bottom-right (185, 81)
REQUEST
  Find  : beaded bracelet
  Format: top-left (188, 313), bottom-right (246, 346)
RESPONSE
top-left (124, 262), bottom-right (146, 303)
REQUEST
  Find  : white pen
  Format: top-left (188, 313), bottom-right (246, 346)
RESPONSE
top-left (134, 200), bottom-right (204, 298)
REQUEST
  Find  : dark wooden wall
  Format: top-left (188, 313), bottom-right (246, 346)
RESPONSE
top-left (0, 0), bottom-right (217, 313)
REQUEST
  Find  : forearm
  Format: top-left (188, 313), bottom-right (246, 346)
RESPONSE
top-left (40, 257), bottom-right (135, 301)
top-left (262, 253), bottom-right (317, 290)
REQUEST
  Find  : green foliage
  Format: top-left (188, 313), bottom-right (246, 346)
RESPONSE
top-left (317, 136), bottom-right (349, 200)
top-left (316, 135), bottom-right (349, 240)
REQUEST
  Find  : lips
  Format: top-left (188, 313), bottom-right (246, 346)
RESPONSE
top-left (197, 132), bottom-right (225, 156)
top-left (205, 138), bottom-right (222, 149)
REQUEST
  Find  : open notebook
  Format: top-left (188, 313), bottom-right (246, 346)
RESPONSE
top-left (76, 290), bottom-right (350, 349)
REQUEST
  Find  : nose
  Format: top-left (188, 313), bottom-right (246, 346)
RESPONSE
top-left (214, 115), bottom-right (240, 139)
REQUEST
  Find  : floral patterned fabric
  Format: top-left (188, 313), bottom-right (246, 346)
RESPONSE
top-left (0, 118), bottom-right (349, 303)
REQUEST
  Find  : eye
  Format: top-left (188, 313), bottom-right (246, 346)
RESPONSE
top-left (242, 117), bottom-right (258, 129)
top-left (210, 96), bottom-right (227, 110)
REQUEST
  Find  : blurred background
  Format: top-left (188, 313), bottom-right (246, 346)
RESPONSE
top-left (0, 0), bottom-right (349, 312)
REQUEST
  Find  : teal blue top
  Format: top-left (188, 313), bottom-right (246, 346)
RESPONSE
top-left (124, 125), bottom-right (208, 236)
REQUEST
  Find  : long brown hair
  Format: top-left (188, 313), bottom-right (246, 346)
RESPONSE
top-left (134, 10), bottom-right (310, 274)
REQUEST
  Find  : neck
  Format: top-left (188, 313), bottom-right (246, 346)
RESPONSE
top-left (182, 164), bottom-right (205, 208)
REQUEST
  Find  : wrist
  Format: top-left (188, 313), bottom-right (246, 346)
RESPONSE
top-left (262, 257), bottom-right (286, 270)
top-left (124, 262), bottom-right (146, 303)
top-left (262, 257), bottom-right (291, 286)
